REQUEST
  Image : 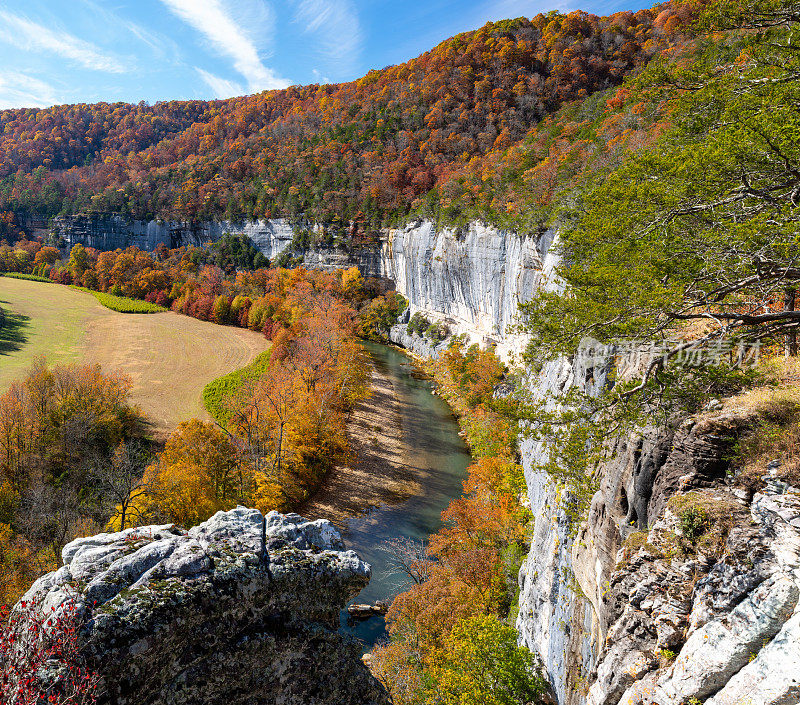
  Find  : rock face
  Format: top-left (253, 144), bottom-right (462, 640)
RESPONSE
top-left (53, 215), bottom-right (298, 262)
top-left (516, 346), bottom-right (800, 705)
top-left (13, 507), bottom-right (389, 705)
top-left (516, 351), bottom-right (612, 705)
top-left (53, 215), bottom-right (552, 359)
top-left (381, 221), bottom-right (554, 359)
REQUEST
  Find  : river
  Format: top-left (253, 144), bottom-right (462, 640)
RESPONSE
top-left (303, 341), bottom-right (472, 649)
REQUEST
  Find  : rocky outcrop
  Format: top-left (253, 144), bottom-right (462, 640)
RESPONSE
top-left (12, 507), bottom-right (389, 705)
top-left (381, 221), bottom-right (554, 359)
top-left (594, 470), bottom-right (800, 705)
top-left (516, 346), bottom-right (800, 705)
top-left (53, 215), bottom-right (298, 262)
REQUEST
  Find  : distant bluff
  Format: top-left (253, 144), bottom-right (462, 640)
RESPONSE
top-left (9, 507), bottom-right (389, 705)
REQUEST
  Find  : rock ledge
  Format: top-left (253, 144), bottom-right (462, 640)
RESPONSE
top-left (14, 507), bottom-right (389, 705)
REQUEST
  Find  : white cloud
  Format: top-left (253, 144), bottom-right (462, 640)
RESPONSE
top-left (476, 0), bottom-right (573, 24)
top-left (161, 0), bottom-right (290, 91)
top-left (196, 68), bottom-right (245, 99)
top-left (312, 69), bottom-right (332, 85)
top-left (0, 10), bottom-right (126, 73)
top-left (0, 71), bottom-right (61, 109)
top-left (292, 0), bottom-right (362, 78)
top-left (78, 0), bottom-right (180, 64)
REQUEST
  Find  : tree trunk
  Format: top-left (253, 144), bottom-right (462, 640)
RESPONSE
top-left (785, 288), bottom-right (798, 357)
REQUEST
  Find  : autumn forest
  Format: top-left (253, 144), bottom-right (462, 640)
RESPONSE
top-left (3, 0), bottom-right (782, 702)
top-left (0, 4), bottom-right (696, 232)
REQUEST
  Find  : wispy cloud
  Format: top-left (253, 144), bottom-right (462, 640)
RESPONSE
top-left (292, 0), bottom-right (362, 78)
top-left (312, 69), bottom-right (332, 85)
top-left (475, 0), bottom-right (573, 24)
top-left (196, 68), bottom-right (245, 99)
top-left (161, 0), bottom-right (290, 91)
top-left (78, 0), bottom-right (180, 65)
top-left (0, 10), bottom-right (126, 73)
top-left (0, 71), bottom-right (61, 109)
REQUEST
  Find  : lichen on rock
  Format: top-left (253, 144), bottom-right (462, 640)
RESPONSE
top-left (10, 507), bottom-right (389, 705)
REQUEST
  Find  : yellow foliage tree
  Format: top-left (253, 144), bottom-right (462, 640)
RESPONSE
top-left (123, 420), bottom-right (249, 529)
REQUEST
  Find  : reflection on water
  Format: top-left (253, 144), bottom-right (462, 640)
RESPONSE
top-left (335, 342), bottom-right (472, 649)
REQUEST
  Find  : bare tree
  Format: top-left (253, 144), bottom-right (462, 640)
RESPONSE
top-left (379, 537), bottom-right (433, 586)
top-left (19, 482), bottom-right (83, 564)
top-left (89, 441), bottom-right (152, 530)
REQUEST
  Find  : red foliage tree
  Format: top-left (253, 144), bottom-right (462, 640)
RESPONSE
top-left (0, 597), bottom-right (99, 705)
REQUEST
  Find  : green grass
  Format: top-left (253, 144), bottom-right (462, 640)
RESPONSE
top-left (0, 277), bottom-right (100, 389)
top-left (71, 287), bottom-right (167, 313)
top-left (203, 351), bottom-right (272, 425)
top-left (1, 272), bottom-right (52, 283)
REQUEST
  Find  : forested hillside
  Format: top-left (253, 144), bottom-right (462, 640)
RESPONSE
top-left (0, 4), bottom-right (695, 229)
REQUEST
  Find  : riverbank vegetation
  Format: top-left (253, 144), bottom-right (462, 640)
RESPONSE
top-left (371, 339), bottom-right (542, 704)
top-left (101, 266), bottom-right (372, 523)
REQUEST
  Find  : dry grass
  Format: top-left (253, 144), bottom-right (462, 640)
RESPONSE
top-left (618, 530), bottom-right (663, 568)
top-left (0, 277), bottom-right (269, 438)
top-left (718, 355), bottom-right (800, 491)
top-left (666, 491), bottom-right (745, 559)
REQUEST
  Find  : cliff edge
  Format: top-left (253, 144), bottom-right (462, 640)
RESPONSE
top-left (9, 507), bottom-right (389, 705)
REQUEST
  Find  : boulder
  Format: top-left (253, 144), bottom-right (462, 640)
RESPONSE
top-left (10, 507), bottom-right (389, 705)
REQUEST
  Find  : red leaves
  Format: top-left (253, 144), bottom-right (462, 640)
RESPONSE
top-left (0, 596), bottom-right (99, 705)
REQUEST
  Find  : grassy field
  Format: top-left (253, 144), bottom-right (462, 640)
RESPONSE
top-left (0, 277), bottom-right (269, 437)
top-left (203, 351), bottom-right (272, 425)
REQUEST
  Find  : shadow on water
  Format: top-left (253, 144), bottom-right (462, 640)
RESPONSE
top-left (0, 301), bottom-right (29, 355)
top-left (335, 342), bottom-right (472, 650)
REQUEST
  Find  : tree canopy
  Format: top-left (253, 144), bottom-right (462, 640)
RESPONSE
top-left (520, 0), bottom-right (800, 404)
top-left (0, 6), bottom-right (694, 229)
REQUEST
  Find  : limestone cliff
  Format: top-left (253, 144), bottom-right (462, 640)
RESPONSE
top-left (52, 215), bottom-right (298, 262)
top-left (380, 221), bottom-right (553, 358)
top-left (516, 352), bottom-right (800, 705)
top-left (52, 215), bottom-right (550, 357)
top-left (10, 507), bottom-right (389, 705)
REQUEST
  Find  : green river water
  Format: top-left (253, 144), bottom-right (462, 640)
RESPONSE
top-left (336, 342), bottom-right (472, 649)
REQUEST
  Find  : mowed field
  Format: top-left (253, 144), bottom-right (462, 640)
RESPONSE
top-left (0, 277), bottom-right (269, 437)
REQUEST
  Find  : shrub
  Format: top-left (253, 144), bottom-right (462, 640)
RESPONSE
top-left (72, 287), bottom-right (167, 313)
top-left (677, 505), bottom-right (708, 541)
top-left (424, 322), bottom-right (450, 342)
top-left (407, 311), bottom-right (430, 337)
top-left (667, 492), bottom-right (742, 557)
top-left (0, 597), bottom-right (99, 704)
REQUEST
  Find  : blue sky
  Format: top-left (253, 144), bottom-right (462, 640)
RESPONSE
top-left (0, 0), bottom-right (650, 109)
